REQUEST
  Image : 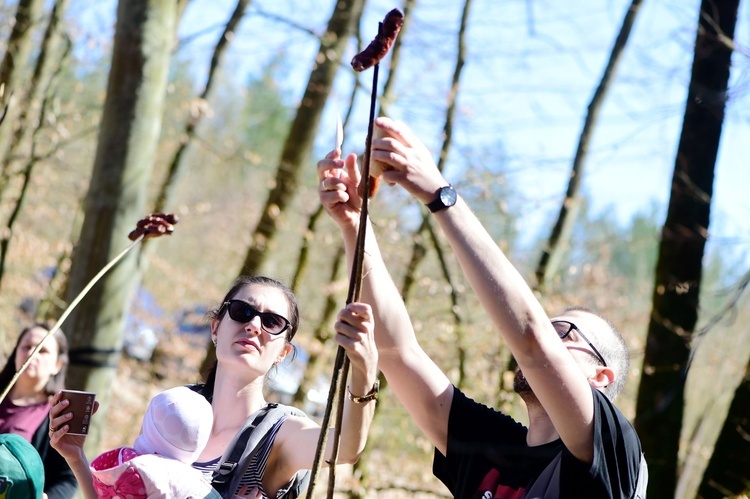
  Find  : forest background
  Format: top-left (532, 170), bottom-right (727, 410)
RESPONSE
top-left (0, 0), bottom-right (749, 497)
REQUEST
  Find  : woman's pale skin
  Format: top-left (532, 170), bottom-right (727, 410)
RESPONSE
top-left (200, 283), bottom-right (378, 495)
top-left (8, 327), bottom-right (61, 499)
top-left (11, 326), bottom-right (62, 406)
top-left (50, 282), bottom-right (378, 498)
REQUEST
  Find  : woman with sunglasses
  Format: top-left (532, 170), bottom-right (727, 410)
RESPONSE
top-left (50, 275), bottom-right (378, 498)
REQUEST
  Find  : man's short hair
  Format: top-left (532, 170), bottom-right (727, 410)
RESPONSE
top-left (564, 306), bottom-right (630, 400)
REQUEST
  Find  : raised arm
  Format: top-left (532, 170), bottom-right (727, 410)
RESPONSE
top-left (368, 117), bottom-right (603, 462)
top-left (316, 149), bottom-right (454, 455)
top-left (272, 300), bottom-right (378, 488)
top-left (48, 393), bottom-right (98, 499)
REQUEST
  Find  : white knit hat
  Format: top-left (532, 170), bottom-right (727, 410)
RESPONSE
top-left (133, 386), bottom-right (213, 464)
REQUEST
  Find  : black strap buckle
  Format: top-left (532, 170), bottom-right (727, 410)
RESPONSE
top-left (214, 461), bottom-right (237, 482)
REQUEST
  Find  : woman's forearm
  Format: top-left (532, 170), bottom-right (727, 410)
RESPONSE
top-left (67, 457), bottom-right (98, 499)
top-left (335, 367), bottom-right (378, 463)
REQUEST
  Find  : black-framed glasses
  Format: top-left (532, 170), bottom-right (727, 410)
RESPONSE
top-left (552, 320), bottom-right (607, 367)
top-left (221, 300), bottom-right (291, 336)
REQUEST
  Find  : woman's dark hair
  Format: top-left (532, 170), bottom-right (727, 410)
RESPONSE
top-left (201, 276), bottom-right (300, 400)
top-left (0, 324), bottom-right (69, 397)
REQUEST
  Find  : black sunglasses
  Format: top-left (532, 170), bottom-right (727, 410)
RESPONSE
top-left (551, 320), bottom-right (607, 367)
top-left (221, 300), bottom-right (291, 336)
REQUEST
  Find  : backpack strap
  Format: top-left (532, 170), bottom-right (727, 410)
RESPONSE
top-left (210, 404), bottom-right (275, 496)
top-left (210, 403), bottom-right (309, 498)
top-left (630, 453), bottom-right (648, 499)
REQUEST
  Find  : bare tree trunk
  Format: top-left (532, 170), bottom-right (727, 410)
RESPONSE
top-left (400, 218), bottom-right (427, 300)
top-left (0, 0), bottom-right (71, 290)
top-left (675, 270), bottom-right (750, 498)
top-left (150, 0), bottom-right (252, 216)
top-left (0, 36), bottom-right (72, 290)
top-left (62, 0), bottom-right (177, 455)
top-left (1, 0), bottom-right (69, 177)
top-left (0, 0), bottom-right (45, 194)
top-left (238, 0), bottom-right (364, 275)
top-left (291, 245), bottom-right (344, 407)
top-left (290, 206), bottom-right (325, 292)
top-left (534, 0), bottom-right (643, 291)
top-left (397, 0), bottom-right (472, 383)
top-left (37, 208), bottom-right (83, 321)
top-left (633, 1), bottom-right (740, 496)
top-left (697, 351), bottom-right (750, 498)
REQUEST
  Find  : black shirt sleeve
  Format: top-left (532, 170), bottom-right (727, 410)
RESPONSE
top-left (559, 387), bottom-right (643, 498)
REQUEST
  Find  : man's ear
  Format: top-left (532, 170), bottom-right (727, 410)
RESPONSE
top-left (591, 366), bottom-right (615, 390)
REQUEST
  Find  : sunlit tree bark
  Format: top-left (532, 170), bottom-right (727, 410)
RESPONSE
top-left (1, 0), bottom-right (69, 176)
top-left (0, 0), bottom-right (70, 290)
top-left (534, 0), bottom-right (643, 291)
top-left (0, 0), bottom-right (44, 194)
top-left (62, 0), bottom-right (178, 454)
top-left (634, 0), bottom-right (740, 496)
top-left (290, 245), bottom-right (344, 407)
top-left (697, 351), bottom-right (750, 498)
top-left (238, 0), bottom-right (365, 275)
top-left (0, 36), bottom-right (71, 291)
top-left (150, 0), bottom-right (252, 216)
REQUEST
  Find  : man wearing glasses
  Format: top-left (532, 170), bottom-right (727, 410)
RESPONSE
top-left (318, 116), bottom-right (647, 498)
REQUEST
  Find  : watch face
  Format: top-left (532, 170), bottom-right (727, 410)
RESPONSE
top-left (440, 186), bottom-right (457, 206)
top-left (427, 186), bottom-right (457, 212)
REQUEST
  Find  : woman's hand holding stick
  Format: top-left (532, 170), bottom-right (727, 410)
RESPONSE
top-left (306, 9), bottom-right (403, 499)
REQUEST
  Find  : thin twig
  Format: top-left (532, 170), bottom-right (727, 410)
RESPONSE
top-left (307, 63), bottom-right (380, 499)
top-left (0, 234), bottom-right (145, 404)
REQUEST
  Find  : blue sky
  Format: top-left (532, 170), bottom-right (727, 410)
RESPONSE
top-left (71, 0), bottom-right (749, 270)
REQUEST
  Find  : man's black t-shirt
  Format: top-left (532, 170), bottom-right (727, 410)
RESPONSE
top-left (433, 387), bottom-right (643, 498)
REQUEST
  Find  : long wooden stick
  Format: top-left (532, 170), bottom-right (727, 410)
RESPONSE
top-left (306, 63), bottom-right (380, 499)
top-left (0, 234), bottom-right (145, 404)
top-left (307, 9), bottom-right (403, 495)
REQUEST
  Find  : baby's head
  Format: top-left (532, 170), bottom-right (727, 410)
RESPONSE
top-left (133, 386), bottom-right (213, 464)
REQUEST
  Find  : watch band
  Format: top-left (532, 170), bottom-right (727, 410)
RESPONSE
top-left (426, 185), bottom-right (457, 213)
top-left (347, 379), bottom-right (380, 403)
